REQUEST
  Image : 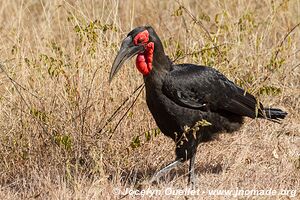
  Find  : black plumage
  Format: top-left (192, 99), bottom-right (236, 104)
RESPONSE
top-left (109, 26), bottom-right (287, 186)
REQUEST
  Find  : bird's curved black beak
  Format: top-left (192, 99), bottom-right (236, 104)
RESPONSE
top-left (109, 36), bottom-right (144, 82)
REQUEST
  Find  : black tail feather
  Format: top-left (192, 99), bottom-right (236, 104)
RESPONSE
top-left (263, 108), bottom-right (288, 121)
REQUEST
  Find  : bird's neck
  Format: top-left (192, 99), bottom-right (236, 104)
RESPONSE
top-left (139, 33), bottom-right (172, 83)
top-left (150, 40), bottom-right (173, 75)
top-left (144, 47), bottom-right (172, 89)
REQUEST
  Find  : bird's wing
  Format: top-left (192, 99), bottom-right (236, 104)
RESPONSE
top-left (162, 64), bottom-right (263, 118)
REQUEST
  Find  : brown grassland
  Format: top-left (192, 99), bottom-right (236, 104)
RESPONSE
top-left (0, 0), bottom-right (299, 199)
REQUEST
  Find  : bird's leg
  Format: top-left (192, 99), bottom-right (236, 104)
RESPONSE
top-left (188, 152), bottom-right (196, 188)
top-left (150, 159), bottom-right (182, 183)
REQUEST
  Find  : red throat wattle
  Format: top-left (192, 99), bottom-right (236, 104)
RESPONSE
top-left (136, 42), bottom-right (154, 76)
top-left (133, 30), bottom-right (154, 76)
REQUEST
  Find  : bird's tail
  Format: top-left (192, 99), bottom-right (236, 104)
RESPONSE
top-left (263, 108), bottom-right (287, 122)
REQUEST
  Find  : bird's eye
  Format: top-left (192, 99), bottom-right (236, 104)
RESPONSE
top-left (138, 38), bottom-right (144, 43)
top-left (133, 30), bottom-right (149, 45)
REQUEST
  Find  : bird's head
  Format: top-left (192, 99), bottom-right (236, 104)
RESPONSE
top-left (109, 26), bottom-right (163, 82)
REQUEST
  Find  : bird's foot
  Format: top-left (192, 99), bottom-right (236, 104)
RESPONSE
top-left (150, 159), bottom-right (182, 184)
top-left (187, 152), bottom-right (196, 188)
top-left (188, 176), bottom-right (196, 190)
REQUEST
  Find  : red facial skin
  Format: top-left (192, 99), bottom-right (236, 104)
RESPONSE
top-left (133, 30), bottom-right (154, 76)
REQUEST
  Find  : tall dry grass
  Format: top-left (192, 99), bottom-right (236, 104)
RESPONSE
top-left (0, 0), bottom-right (299, 199)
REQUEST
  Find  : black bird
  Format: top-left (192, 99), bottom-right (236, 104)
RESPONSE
top-left (109, 26), bottom-right (287, 186)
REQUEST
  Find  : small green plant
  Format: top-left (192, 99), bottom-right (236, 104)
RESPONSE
top-left (53, 133), bottom-right (73, 151)
top-left (258, 85), bottom-right (282, 96)
top-left (176, 119), bottom-right (212, 144)
top-left (68, 13), bottom-right (117, 57)
top-left (130, 135), bottom-right (141, 149)
top-left (30, 107), bottom-right (48, 123)
top-left (172, 6), bottom-right (183, 17)
top-left (130, 128), bottom-right (161, 149)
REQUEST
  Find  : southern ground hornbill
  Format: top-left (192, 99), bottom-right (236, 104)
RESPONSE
top-left (109, 26), bottom-right (287, 186)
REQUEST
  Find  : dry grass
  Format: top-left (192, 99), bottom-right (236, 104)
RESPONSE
top-left (0, 0), bottom-right (299, 199)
